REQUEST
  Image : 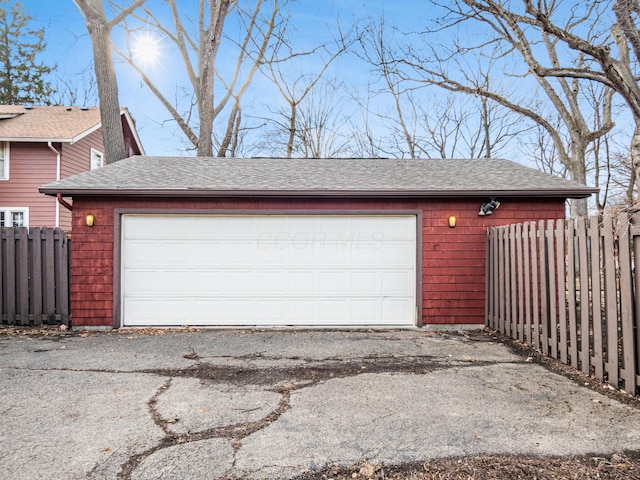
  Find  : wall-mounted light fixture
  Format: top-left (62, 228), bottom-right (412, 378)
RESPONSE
top-left (478, 198), bottom-right (501, 216)
top-left (448, 215), bottom-right (457, 228)
top-left (85, 214), bottom-right (95, 227)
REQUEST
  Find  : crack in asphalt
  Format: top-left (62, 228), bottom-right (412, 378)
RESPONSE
top-left (117, 378), bottom-right (301, 480)
top-left (0, 351), bottom-right (522, 479)
top-left (0, 355), bottom-right (522, 380)
top-left (112, 354), bottom-right (521, 479)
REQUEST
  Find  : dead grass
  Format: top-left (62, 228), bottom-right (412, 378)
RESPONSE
top-left (298, 453), bottom-right (640, 479)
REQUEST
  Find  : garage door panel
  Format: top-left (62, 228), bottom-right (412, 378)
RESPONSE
top-left (382, 242), bottom-right (415, 265)
top-left (382, 271), bottom-right (415, 294)
top-left (288, 272), bottom-right (317, 293)
top-left (122, 214), bottom-right (416, 327)
top-left (192, 271), bottom-right (226, 291)
top-left (190, 242), bottom-right (222, 264)
top-left (350, 272), bottom-right (380, 293)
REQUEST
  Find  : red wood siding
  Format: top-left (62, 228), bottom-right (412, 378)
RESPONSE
top-left (69, 196), bottom-right (565, 327)
top-left (0, 142), bottom-right (57, 227)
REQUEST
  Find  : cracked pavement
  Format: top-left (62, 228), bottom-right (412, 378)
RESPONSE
top-left (1, 329), bottom-right (639, 479)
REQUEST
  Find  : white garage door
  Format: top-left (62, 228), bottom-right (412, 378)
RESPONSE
top-left (121, 214), bottom-right (417, 327)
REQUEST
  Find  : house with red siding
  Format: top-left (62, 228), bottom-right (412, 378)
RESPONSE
top-left (0, 105), bottom-right (144, 230)
top-left (40, 157), bottom-right (596, 329)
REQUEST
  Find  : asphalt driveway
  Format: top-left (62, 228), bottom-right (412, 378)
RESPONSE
top-left (1, 328), bottom-right (639, 479)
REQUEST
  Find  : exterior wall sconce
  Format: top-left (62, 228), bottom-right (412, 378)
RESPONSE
top-left (448, 215), bottom-right (457, 228)
top-left (86, 214), bottom-right (95, 227)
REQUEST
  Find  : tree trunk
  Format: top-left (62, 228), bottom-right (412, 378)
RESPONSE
top-left (85, 3), bottom-right (126, 163)
top-left (287, 103), bottom-right (297, 158)
top-left (632, 117), bottom-right (640, 202)
top-left (569, 148), bottom-right (589, 218)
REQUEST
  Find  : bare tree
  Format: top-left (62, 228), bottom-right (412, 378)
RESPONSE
top-left (116, 0), bottom-right (283, 156)
top-left (391, 0), bottom-right (615, 217)
top-left (72, 0), bottom-right (146, 163)
top-left (294, 80), bottom-right (354, 158)
top-left (447, 0), bottom-right (640, 203)
top-left (357, 17), bottom-right (419, 158)
top-left (259, 79), bottom-right (354, 157)
top-left (357, 17), bottom-right (525, 161)
top-left (263, 24), bottom-right (353, 157)
top-left (50, 68), bottom-right (98, 106)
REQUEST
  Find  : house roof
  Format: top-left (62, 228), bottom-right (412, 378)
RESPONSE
top-left (39, 156), bottom-right (597, 199)
top-left (0, 105), bottom-right (145, 153)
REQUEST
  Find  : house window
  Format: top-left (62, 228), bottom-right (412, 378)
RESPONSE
top-left (91, 148), bottom-right (104, 170)
top-left (0, 142), bottom-right (9, 180)
top-left (0, 207), bottom-right (28, 227)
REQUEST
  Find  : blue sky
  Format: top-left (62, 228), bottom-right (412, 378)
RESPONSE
top-left (28, 1), bottom-right (432, 156)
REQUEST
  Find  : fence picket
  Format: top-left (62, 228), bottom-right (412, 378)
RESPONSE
top-left (498, 227), bottom-right (506, 334)
top-left (577, 218), bottom-right (590, 375)
top-left (589, 217), bottom-right (604, 380)
top-left (4, 228), bottom-right (16, 323)
top-left (55, 231), bottom-right (70, 322)
top-left (566, 220), bottom-right (579, 369)
top-left (546, 220), bottom-right (558, 358)
top-left (16, 228), bottom-right (29, 325)
top-left (509, 224), bottom-right (517, 338)
top-left (602, 217), bottom-right (619, 387)
top-left (556, 219), bottom-right (568, 363)
top-left (30, 228), bottom-right (43, 325)
top-left (523, 222), bottom-right (532, 345)
top-left (516, 223), bottom-right (525, 342)
top-left (530, 222), bottom-right (540, 351)
top-left (0, 227), bottom-right (70, 326)
top-left (539, 220), bottom-right (549, 354)
top-left (618, 214), bottom-right (637, 393)
top-left (42, 228), bottom-right (55, 318)
top-left (486, 213), bottom-right (639, 396)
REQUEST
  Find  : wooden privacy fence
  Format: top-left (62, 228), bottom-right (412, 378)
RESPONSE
top-left (0, 227), bottom-right (70, 326)
top-left (486, 214), bottom-right (640, 395)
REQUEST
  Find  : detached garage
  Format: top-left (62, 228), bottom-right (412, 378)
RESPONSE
top-left (40, 157), bottom-right (595, 329)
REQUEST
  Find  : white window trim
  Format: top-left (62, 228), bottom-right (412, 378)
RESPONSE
top-left (0, 142), bottom-right (9, 180)
top-left (90, 147), bottom-right (104, 170)
top-left (0, 207), bottom-right (29, 227)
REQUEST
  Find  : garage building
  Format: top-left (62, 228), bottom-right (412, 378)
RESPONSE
top-left (39, 157), bottom-right (596, 329)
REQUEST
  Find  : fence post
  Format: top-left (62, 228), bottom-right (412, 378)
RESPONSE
top-left (589, 216), bottom-right (604, 381)
top-left (30, 228), bottom-right (43, 325)
top-left (546, 219), bottom-right (557, 359)
top-left (55, 230), bottom-right (70, 325)
top-left (632, 214), bottom-right (640, 382)
top-left (486, 228), bottom-right (494, 329)
top-left (577, 218), bottom-right (590, 375)
top-left (523, 222), bottom-right (532, 345)
top-left (516, 223), bottom-right (524, 342)
top-left (555, 219), bottom-right (567, 363)
top-left (618, 213), bottom-right (637, 394)
top-left (602, 216), bottom-right (619, 388)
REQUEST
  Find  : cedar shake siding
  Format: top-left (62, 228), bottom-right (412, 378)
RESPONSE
top-left (0, 142), bottom-right (57, 227)
top-left (68, 196), bottom-right (565, 327)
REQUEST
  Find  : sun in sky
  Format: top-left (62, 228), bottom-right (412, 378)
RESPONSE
top-left (132, 31), bottom-right (161, 68)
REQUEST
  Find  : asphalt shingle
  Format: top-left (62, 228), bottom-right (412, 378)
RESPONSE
top-left (0, 105), bottom-right (102, 141)
top-left (39, 156), bottom-right (597, 198)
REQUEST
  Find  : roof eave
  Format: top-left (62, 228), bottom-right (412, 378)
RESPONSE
top-left (0, 137), bottom-right (74, 143)
top-left (120, 108), bottom-right (146, 155)
top-left (39, 187), bottom-right (598, 199)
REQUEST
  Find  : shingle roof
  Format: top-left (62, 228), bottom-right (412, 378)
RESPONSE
top-left (0, 105), bottom-right (104, 141)
top-left (39, 156), bottom-right (597, 198)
